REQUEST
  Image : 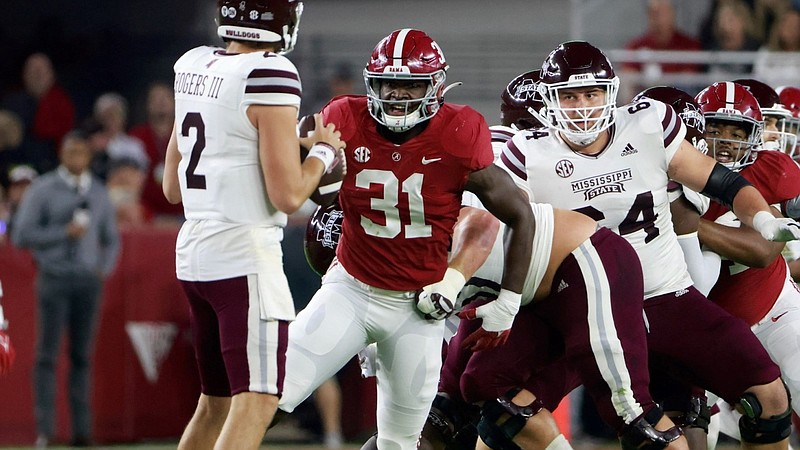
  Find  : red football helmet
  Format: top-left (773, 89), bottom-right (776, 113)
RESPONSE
top-left (733, 79), bottom-right (795, 153)
top-left (695, 82), bottom-right (763, 170)
top-left (536, 40), bottom-right (619, 146)
top-left (634, 86), bottom-right (706, 154)
top-left (777, 86), bottom-right (800, 158)
top-left (304, 201), bottom-right (343, 276)
top-left (500, 70), bottom-right (544, 130)
top-left (364, 28), bottom-right (449, 132)
top-left (217, 0), bottom-right (303, 54)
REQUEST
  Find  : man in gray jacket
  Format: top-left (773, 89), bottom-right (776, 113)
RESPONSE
top-left (12, 129), bottom-right (119, 448)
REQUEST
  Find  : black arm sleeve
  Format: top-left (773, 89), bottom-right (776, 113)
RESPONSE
top-left (700, 163), bottom-right (752, 210)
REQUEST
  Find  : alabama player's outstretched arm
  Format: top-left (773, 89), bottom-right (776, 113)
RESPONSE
top-left (415, 206), bottom-right (501, 321)
top-left (698, 208), bottom-right (786, 269)
top-left (456, 164), bottom-right (535, 351)
top-left (668, 139), bottom-right (800, 242)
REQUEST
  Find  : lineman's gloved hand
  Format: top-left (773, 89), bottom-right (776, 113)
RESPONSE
top-left (457, 289), bottom-right (521, 352)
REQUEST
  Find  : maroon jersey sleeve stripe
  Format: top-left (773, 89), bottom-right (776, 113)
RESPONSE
top-left (500, 140), bottom-right (527, 180)
top-left (662, 105), bottom-right (681, 148)
top-left (245, 85), bottom-right (302, 96)
top-left (248, 68), bottom-right (300, 81)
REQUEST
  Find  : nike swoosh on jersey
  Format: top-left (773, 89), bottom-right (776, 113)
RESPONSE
top-left (771, 311), bottom-right (789, 322)
top-left (421, 157), bottom-right (442, 165)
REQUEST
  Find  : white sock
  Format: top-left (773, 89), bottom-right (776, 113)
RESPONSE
top-left (545, 434), bottom-right (573, 450)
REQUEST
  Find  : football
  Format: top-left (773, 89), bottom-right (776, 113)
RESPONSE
top-left (299, 114), bottom-right (344, 206)
top-left (303, 200), bottom-right (344, 276)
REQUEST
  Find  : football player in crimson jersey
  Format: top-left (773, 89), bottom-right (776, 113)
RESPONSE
top-left (776, 86), bottom-right (800, 160)
top-left (684, 81), bottom-right (800, 446)
top-left (733, 79), bottom-right (797, 155)
top-left (161, 1), bottom-right (347, 449)
top-left (501, 40), bottom-right (800, 450)
top-left (276, 29), bottom-right (534, 450)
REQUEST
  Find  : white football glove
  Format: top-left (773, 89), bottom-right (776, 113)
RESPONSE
top-left (457, 289), bottom-right (521, 351)
top-left (415, 268), bottom-right (466, 320)
top-left (752, 211), bottom-right (800, 242)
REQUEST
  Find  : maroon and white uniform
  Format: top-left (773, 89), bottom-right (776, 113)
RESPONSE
top-left (500, 100), bottom-right (779, 405)
top-left (279, 96), bottom-right (493, 445)
top-left (172, 46), bottom-right (302, 396)
top-left (703, 149), bottom-right (800, 413)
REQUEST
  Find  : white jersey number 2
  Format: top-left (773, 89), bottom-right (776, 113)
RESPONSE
top-left (356, 169), bottom-right (432, 239)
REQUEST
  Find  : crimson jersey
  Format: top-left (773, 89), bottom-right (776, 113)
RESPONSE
top-left (704, 150), bottom-right (800, 324)
top-left (322, 96), bottom-right (493, 291)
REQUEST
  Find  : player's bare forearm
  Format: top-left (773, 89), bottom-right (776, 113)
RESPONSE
top-left (466, 165), bottom-right (534, 293)
top-left (450, 207), bottom-right (501, 279)
top-left (698, 213), bottom-right (784, 268)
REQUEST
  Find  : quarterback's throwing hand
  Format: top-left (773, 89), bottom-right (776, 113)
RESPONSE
top-left (457, 289), bottom-right (521, 352)
top-left (753, 211), bottom-right (800, 242)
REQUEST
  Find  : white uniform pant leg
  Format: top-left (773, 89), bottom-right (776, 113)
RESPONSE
top-left (279, 274), bottom-right (370, 412)
top-left (752, 280), bottom-right (800, 414)
top-left (373, 297), bottom-right (445, 450)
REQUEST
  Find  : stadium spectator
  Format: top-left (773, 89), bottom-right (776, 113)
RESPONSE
top-left (129, 82), bottom-right (183, 224)
top-left (93, 92), bottom-right (149, 173)
top-left (11, 129), bottom-right (120, 448)
top-left (105, 157), bottom-right (149, 227)
top-left (624, 0), bottom-right (702, 73)
top-left (1, 53), bottom-right (75, 174)
top-left (704, 0), bottom-right (762, 74)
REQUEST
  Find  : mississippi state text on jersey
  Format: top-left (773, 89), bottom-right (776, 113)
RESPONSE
top-left (501, 99), bottom-right (692, 298)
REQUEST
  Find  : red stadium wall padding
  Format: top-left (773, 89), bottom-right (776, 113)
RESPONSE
top-left (0, 226), bottom-right (382, 445)
top-left (1, 225), bottom-right (571, 445)
top-left (0, 228), bottom-right (198, 445)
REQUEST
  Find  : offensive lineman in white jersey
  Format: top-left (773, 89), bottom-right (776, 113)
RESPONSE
top-left (162, 1), bottom-right (345, 449)
top-left (500, 40), bottom-right (800, 450)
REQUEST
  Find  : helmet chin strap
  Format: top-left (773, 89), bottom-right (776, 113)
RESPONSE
top-left (383, 107), bottom-right (423, 132)
top-left (760, 140), bottom-right (781, 151)
top-left (562, 130), bottom-right (601, 147)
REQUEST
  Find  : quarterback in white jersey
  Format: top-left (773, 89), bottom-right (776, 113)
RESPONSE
top-left (499, 40), bottom-right (800, 450)
top-left (161, 2), bottom-right (345, 449)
